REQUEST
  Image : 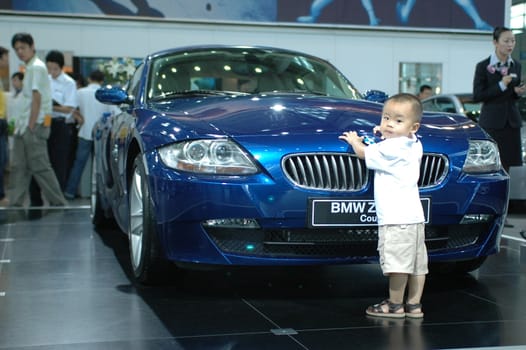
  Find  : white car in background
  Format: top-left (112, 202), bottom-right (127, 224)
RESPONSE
top-left (422, 93), bottom-right (526, 201)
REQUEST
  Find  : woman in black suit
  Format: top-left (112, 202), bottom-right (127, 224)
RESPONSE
top-left (473, 26), bottom-right (525, 174)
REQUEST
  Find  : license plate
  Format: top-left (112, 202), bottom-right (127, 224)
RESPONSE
top-left (308, 198), bottom-right (430, 227)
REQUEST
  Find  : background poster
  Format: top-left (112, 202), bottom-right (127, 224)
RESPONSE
top-left (1, 0), bottom-right (504, 31)
top-left (278, 0), bottom-right (502, 30)
top-left (1, 0), bottom-right (277, 22)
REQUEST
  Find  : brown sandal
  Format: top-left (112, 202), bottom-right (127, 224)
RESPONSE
top-left (405, 303), bottom-right (424, 318)
top-left (366, 299), bottom-right (405, 318)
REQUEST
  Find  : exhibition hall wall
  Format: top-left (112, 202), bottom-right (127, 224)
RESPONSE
top-left (0, 0), bottom-right (510, 96)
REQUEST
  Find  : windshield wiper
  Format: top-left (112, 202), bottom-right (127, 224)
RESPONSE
top-left (151, 90), bottom-right (237, 101)
top-left (294, 89), bottom-right (327, 96)
top-left (256, 89), bottom-right (327, 96)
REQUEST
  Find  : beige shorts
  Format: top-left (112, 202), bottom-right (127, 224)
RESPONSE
top-left (378, 223), bottom-right (428, 276)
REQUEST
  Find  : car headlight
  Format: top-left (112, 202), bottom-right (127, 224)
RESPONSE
top-left (462, 140), bottom-right (501, 173)
top-left (158, 139), bottom-right (259, 175)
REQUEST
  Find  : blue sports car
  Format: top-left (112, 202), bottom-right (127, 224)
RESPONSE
top-left (93, 45), bottom-right (509, 284)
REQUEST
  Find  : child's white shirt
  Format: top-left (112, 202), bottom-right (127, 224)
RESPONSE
top-left (364, 134), bottom-right (425, 226)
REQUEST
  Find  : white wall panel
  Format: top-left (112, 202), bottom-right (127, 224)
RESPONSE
top-left (0, 14), bottom-right (491, 96)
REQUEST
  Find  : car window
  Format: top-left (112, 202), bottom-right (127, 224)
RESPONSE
top-left (462, 101), bottom-right (482, 122)
top-left (422, 97), bottom-right (456, 113)
top-left (422, 99), bottom-right (440, 112)
top-left (147, 48), bottom-right (362, 100)
top-left (434, 98), bottom-right (457, 113)
top-left (127, 62), bottom-right (144, 99)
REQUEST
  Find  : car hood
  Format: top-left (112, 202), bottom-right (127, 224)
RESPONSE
top-left (145, 94), bottom-right (380, 134)
top-left (139, 94), bottom-right (485, 153)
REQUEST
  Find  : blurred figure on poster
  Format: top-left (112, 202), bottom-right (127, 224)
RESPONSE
top-left (297, 0), bottom-right (380, 25)
top-left (417, 85), bottom-right (433, 100)
top-left (63, 70), bottom-right (119, 200)
top-left (29, 50), bottom-right (77, 206)
top-left (89, 0), bottom-right (164, 17)
top-left (396, 0), bottom-right (492, 30)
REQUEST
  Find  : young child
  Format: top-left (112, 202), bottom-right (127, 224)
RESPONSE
top-left (339, 93), bottom-right (427, 319)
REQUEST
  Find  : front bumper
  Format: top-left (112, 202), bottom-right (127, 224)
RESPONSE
top-left (147, 153), bottom-right (509, 266)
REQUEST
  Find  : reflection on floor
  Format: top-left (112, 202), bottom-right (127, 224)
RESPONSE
top-left (0, 204), bottom-right (525, 350)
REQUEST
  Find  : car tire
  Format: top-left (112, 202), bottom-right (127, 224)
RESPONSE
top-left (128, 155), bottom-right (168, 284)
top-left (430, 256), bottom-right (487, 275)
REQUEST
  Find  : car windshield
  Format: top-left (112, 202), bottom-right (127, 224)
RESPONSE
top-left (147, 47), bottom-right (361, 101)
top-left (462, 101), bottom-right (482, 121)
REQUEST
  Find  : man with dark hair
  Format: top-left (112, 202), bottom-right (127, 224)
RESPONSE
top-left (417, 84), bottom-right (433, 100)
top-left (6, 33), bottom-right (67, 207)
top-left (29, 49), bottom-right (77, 206)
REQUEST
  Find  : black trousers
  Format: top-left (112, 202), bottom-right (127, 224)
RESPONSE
top-left (30, 117), bottom-right (71, 205)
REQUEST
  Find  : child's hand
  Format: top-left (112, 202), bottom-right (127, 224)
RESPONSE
top-left (339, 130), bottom-right (367, 159)
top-left (339, 131), bottom-right (362, 145)
top-left (373, 125), bottom-right (382, 137)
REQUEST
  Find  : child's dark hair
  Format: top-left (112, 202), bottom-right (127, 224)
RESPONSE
top-left (385, 93), bottom-right (423, 122)
top-left (493, 26), bottom-right (511, 41)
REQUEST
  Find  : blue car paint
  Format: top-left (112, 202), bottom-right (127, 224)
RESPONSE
top-left (93, 46), bottom-right (509, 269)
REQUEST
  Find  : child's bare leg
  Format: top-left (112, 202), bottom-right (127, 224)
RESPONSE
top-left (405, 274), bottom-right (425, 317)
top-left (406, 274), bottom-right (425, 306)
top-left (389, 273), bottom-right (408, 304)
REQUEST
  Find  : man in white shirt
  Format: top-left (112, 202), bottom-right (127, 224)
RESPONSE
top-left (64, 70), bottom-right (118, 199)
top-left (29, 50), bottom-right (77, 206)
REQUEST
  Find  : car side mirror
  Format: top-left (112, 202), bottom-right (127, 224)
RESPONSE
top-left (96, 86), bottom-right (133, 105)
top-left (363, 90), bottom-right (388, 103)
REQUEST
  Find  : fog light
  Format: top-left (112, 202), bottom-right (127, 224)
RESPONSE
top-left (460, 214), bottom-right (493, 224)
top-left (202, 218), bottom-right (260, 228)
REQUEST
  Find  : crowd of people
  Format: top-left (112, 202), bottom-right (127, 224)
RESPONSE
top-left (0, 32), bottom-right (118, 207)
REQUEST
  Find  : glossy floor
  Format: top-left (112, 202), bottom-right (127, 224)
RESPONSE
top-left (0, 204), bottom-right (525, 350)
